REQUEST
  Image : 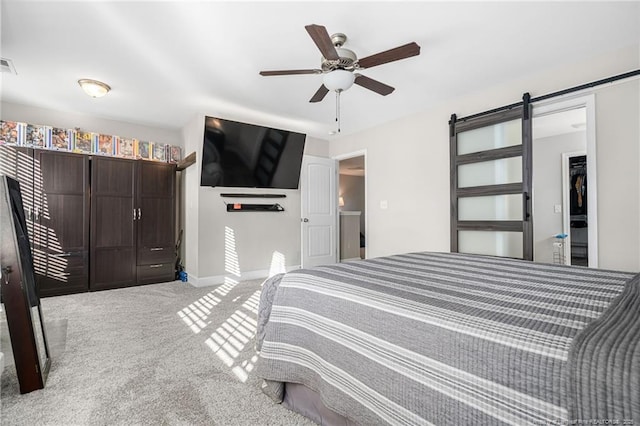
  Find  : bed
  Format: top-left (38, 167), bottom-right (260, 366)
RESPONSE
top-left (255, 252), bottom-right (640, 425)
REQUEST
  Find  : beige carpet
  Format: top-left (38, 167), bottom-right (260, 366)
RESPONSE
top-left (0, 279), bottom-right (314, 425)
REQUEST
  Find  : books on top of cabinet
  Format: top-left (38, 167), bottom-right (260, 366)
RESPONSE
top-left (136, 140), bottom-right (151, 160)
top-left (0, 121), bottom-right (26, 145)
top-left (25, 124), bottom-right (49, 149)
top-left (51, 128), bottom-right (72, 151)
top-left (73, 131), bottom-right (93, 154)
top-left (152, 143), bottom-right (166, 162)
top-left (2, 119), bottom-right (183, 165)
top-left (116, 137), bottom-right (136, 159)
top-left (168, 145), bottom-right (182, 163)
top-left (95, 134), bottom-right (115, 156)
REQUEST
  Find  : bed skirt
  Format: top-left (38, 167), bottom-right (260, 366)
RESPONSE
top-left (283, 382), bottom-right (356, 426)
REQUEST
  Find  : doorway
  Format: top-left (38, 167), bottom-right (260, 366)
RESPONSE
top-left (532, 94), bottom-right (598, 267)
top-left (564, 153), bottom-right (589, 266)
top-left (335, 151), bottom-right (366, 261)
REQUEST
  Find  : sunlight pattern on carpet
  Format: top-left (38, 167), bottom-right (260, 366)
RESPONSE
top-left (177, 279), bottom-right (239, 333)
top-left (178, 284), bottom-right (262, 382)
top-left (204, 290), bottom-right (261, 382)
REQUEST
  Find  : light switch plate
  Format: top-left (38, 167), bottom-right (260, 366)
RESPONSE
top-left (554, 204), bottom-right (562, 213)
top-left (380, 200), bottom-right (388, 209)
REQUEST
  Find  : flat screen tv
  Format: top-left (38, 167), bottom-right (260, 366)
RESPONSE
top-left (200, 116), bottom-right (306, 189)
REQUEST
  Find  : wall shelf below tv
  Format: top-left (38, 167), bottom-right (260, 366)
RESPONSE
top-left (226, 203), bottom-right (285, 212)
top-left (220, 193), bottom-right (286, 198)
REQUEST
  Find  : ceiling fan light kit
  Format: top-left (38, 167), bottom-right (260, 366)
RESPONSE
top-left (323, 70), bottom-right (355, 92)
top-left (260, 24), bottom-right (420, 133)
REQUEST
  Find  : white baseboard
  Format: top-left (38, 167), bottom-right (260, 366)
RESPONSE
top-left (186, 265), bottom-right (301, 288)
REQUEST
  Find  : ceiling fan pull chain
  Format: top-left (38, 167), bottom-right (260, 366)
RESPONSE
top-left (336, 90), bottom-right (341, 133)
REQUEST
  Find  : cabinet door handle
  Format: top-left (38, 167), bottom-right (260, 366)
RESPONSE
top-left (138, 208), bottom-right (141, 220)
top-left (52, 252), bottom-right (73, 257)
top-left (150, 247), bottom-right (164, 251)
top-left (149, 264), bottom-right (163, 268)
top-left (133, 208), bottom-right (137, 221)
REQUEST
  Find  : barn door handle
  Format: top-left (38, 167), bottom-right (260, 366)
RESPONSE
top-left (523, 192), bottom-right (531, 221)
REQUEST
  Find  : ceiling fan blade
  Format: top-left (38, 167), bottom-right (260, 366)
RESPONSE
top-left (309, 85), bottom-right (329, 103)
top-left (354, 75), bottom-right (395, 96)
top-left (357, 42), bottom-right (421, 69)
top-left (305, 24), bottom-right (339, 61)
top-left (260, 69), bottom-right (321, 76)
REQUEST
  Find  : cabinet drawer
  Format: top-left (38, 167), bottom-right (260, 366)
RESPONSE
top-left (35, 250), bottom-right (89, 296)
top-left (137, 246), bottom-right (174, 264)
top-left (137, 263), bottom-right (174, 285)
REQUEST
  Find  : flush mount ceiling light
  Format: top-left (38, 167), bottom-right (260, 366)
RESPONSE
top-left (78, 79), bottom-right (111, 98)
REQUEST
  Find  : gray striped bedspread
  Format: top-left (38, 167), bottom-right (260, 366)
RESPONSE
top-left (255, 252), bottom-right (640, 425)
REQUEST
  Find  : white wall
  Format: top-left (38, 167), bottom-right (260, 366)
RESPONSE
top-left (1, 101), bottom-right (181, 146)
top-left (181, 114), bottom-right (329, 285)
top-left (594, 79), bottom-right (640, 271)
top-left (532, 131), bottom-right (586, 264)
top-left (329, 44), bottom-right (640, 272)
top-left (181, 114), bottom-right (204, 280)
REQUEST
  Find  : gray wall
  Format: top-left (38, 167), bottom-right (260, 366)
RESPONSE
top-left (339, 174), bottom-right (365, 235)
top-left (532, 131), bottom-right (586, 264)
top-left (5, 43), bottom-right (638, 277)
top-left (329, 44), bottom-right (640, 272)
top-left (182, 114), bottom-right (329, 285)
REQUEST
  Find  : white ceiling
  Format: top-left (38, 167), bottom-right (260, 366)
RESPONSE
top-left (533, 107), bottom-right (586, 140)
top-left (339, 156), bottom-right (365, 176)
top-left (1, 1), bottom-right (638, 140)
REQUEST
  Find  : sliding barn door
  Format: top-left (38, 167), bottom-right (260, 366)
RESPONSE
top-left (450, 95), bottom-right (533, 260)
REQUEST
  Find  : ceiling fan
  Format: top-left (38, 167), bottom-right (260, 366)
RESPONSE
top-left (259, 24), bottom-right (421, 103)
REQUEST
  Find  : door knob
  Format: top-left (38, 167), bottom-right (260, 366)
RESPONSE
top-left (302, 218), bottom-right (309, 222)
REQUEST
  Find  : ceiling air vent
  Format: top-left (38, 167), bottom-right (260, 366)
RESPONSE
top-left (1, 58), bottom-right (17, 74)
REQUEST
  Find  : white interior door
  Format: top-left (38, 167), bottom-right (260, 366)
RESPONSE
top-left (301, 155), bottom-right (337, 268)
